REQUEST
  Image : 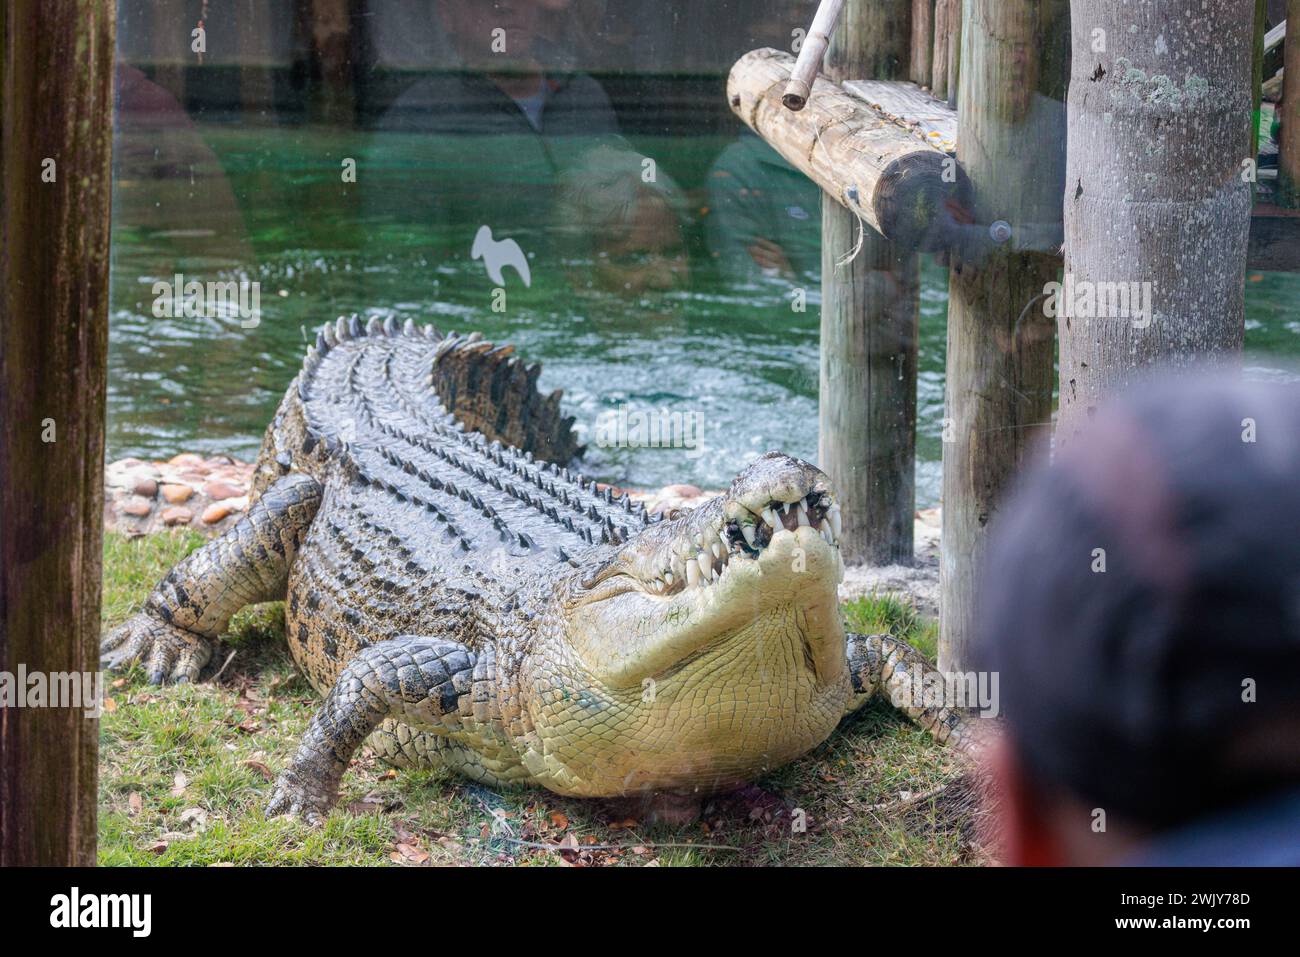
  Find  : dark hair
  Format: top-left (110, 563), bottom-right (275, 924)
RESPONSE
top-left (975, 376), bottom-right (1300, 829)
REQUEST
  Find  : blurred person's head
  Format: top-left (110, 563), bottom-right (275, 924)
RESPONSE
top-left (975, 375), bottom-right (1300, 865)
top-left (439, 0), bottom-right (544, 71)
top-left (557, 145), bottom-right (690, 302)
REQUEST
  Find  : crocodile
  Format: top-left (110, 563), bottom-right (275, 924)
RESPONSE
top-left (101, 316), bottom-right (974, 823)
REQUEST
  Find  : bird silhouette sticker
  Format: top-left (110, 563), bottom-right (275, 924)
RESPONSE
top-left (471, 225), bottom-right (532, 288)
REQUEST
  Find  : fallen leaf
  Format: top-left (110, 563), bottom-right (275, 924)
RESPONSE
top-left (243, 760), bottom-right (273, 781)
top-left (147, 841), bottom-right (168, 855)
top-left (392, 842), bottom-right (429, 864)
top-left (127, 792), bottom-right (143, 816)
top-left (609, 818), bottom-right (638, 830)
top-left (378, 770), bottom-right (398, 781)
top-left (179, 807), bottom-right (210, 831)
top-left (102, 697), bottom-right (117, 713)
top-left (170, 772), bottom-right (188, 797)
top-left (112, 678), bottom-right (127, 689)
top-left (549, 810), bottom-right (570, 830)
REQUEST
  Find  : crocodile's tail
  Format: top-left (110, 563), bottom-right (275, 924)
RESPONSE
top-left (431, 331), bottom-right (583, 466)
top-left (250, 316), bottom-right (582, 499)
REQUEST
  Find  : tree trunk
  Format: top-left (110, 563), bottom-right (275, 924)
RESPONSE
top-left (939, 0), bottom-right (1067, 672)
top-left (817, 0), bottom-right (920, 568)
top-left (1057, 0), bottom-right (1253, 447)
top-left (911, 0), bottom-right (935, 87)
top-left (0, 0), bottom-right (114, 866)
top-left (1281, 0), bottom-right (1300, 205)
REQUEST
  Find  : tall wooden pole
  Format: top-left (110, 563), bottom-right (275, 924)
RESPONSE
top-left (1057, 0), bottom-right (1252, 446)
top-left (911, 0), bottom-right (934, 87)
top-left (0, 0), bottom-right (114, 866)
top-left (938, 0), bottom-right (1067, 672)
top-left (1281, 0), bottom-right (1300, 205)
top-left (819, 0), bottom-right (919, 568)
top-left (932, 0), bottom-right (955, 100)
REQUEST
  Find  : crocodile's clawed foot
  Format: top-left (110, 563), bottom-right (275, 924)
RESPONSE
top-left (100, 612), bottom-right (212, 685)
top-left (266, 768), bottom-right (338, 827)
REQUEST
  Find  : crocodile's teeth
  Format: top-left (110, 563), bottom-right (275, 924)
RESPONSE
top-left (762, 507), bottom-right (777, 529)
top-left (664, 572), bottom-right (674, 586)
top-left (829, 505), bottom-right (842, 538)
top-left (796, 503), bottom-right (811, 527)
top-left (686, 561), bottom-right (700, 587)
top-left (697, 553), bottom-right (711, 578)
top-left (741, 524), bottom-right (757, 548)
top-left (711, 542), bottom-right (723, 560)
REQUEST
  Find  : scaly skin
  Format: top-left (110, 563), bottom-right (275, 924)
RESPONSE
top-left (102, 316), bottom-right (977, 823)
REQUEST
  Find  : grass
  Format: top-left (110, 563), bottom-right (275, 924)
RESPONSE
top-left (99, 531), bottom-right (981, 867)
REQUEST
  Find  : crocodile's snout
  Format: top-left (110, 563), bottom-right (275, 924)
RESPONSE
top-left (634, 452), bottom-right (842, 595)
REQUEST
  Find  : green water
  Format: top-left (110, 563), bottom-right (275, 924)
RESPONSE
top-left (109, 125), bottom-right (1300, 507)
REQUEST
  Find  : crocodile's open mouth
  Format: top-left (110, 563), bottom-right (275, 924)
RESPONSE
top-left (564, 453), bottom-right (846, 689)
top-left (642, 490), bottom-right (842, 596)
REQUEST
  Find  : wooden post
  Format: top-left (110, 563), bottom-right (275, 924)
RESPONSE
top-left (939, 0), bottom-right (1067, 672)
top-left (1057, 1), bottom-right (1253, 447)
top-left (0, 0), bottom-right (114, 866)
top-left (932, 0), bottom-right (962, 105)
top-left (932, 0), bottom-right (954, 99)
top-left (944, 0), bottom-right (962, 109)
top-left (148, 0), bottom-right (187, 108)
top-left (819, 0), bottom-right (920, 567)
top-left (911, 0), bottom-right (935, 87)
top-left (1282, 1), bottom-right (1300, 205)
top-left (296, 0), bottom-right (356, 125)
top-left (1253, 0), bottom-right (1266, 165)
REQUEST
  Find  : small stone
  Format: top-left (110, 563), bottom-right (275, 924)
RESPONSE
top-left (203, 480), bottom-right (244, 501)
top-left (660, 484), bottom-right (703, 499)
top-left (168, 453), bottom-right (204, 468)
top-left (121, 498), bottom-right (152, 517)
top-left (131, 476), bottom-right (158, 498)
top-left (201, 503), bottom-right (232, 525)
top-left (160, 483), bottom-right (194, 504)
top-left (160, 506), bottom-right (193, 526)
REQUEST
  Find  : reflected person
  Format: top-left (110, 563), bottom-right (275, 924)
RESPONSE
top-left (373, 0), bottom-right (621, 270)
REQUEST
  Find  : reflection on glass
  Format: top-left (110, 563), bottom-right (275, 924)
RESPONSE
top-left (105, 0), bottom-right (1300, 501)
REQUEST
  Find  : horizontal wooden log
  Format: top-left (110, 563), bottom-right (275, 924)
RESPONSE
top-left (728, 47), bottom-right (955, 249)
top-left (842, 78), bottom-right (957, 151)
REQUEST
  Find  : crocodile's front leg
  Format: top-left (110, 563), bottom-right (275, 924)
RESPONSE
top-left (101, 474), bottom-right (322, 684)
top-left (845, 631), bottom-right (982, 753)
top-left (267, 635), bottom-right (477, 824)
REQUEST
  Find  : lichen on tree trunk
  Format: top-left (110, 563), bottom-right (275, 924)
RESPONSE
top-left (1057, 0), bottom-right (1253, 448)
